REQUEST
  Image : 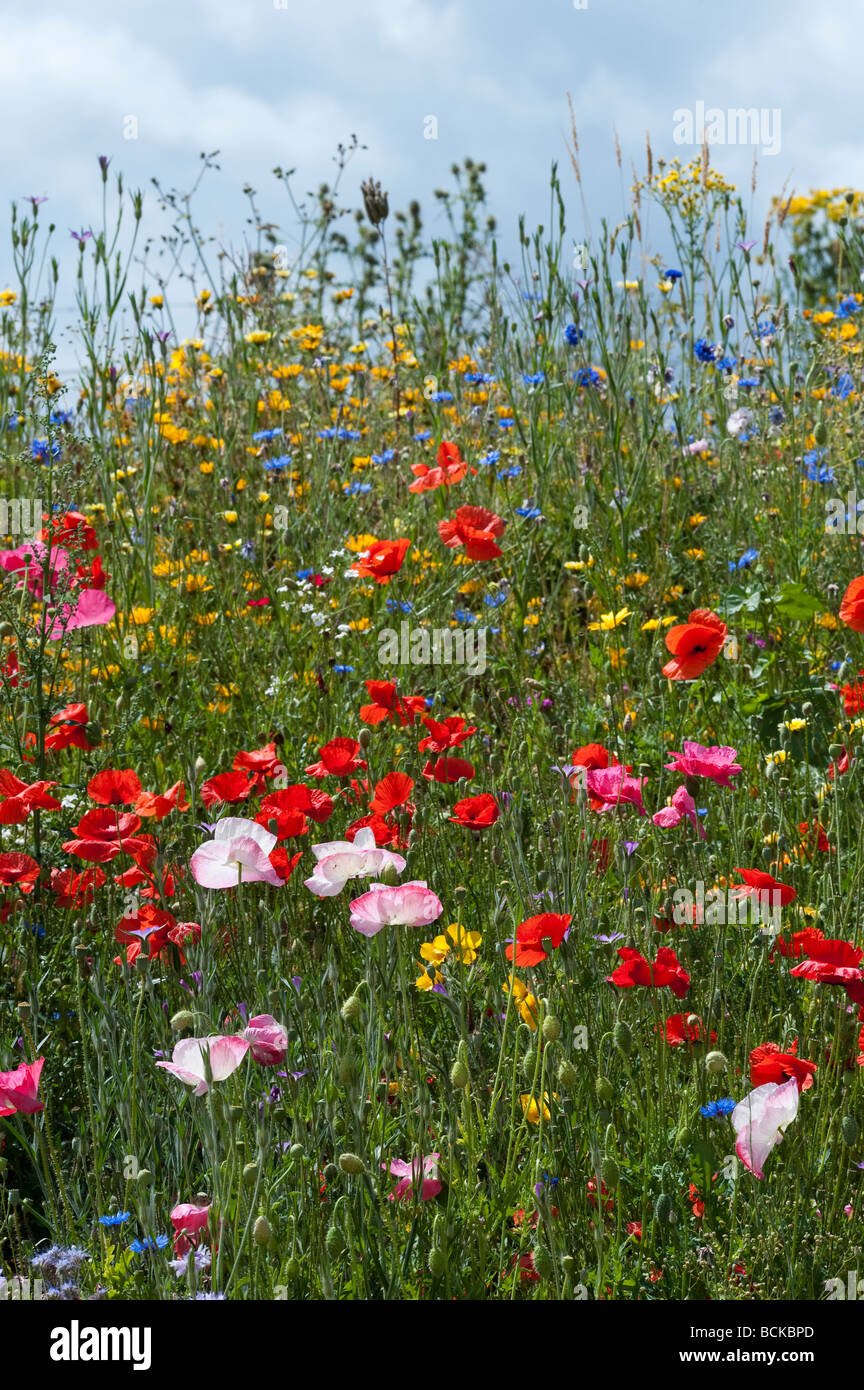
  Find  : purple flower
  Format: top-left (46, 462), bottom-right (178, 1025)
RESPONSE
top-left (594, 931), bottom-right (626, 945)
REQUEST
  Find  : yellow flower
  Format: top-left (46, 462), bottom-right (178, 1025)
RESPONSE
top-left (520, 1093), bottom-right (551, 1124)
top-left (784, 718), bottom-right (807, 732)
top-left (504, 978), bottom-right (539, 1030)
top-left (222, 511), bottom-right (238, 524)
top-left (589, 608), bottom-right (631, 632)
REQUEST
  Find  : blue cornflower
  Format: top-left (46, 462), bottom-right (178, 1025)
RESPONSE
top-left (802, 448), bottom-right (834, 483)
top-left (700, 1098), bottom-right (737, 1118)
top-left (498, 419), bottom-right (515, 430)
top-left (716, 355), bottom-right (738, 371)
top-left (564, 324), bottom-right (584, 345)
top-left (729, 547), bottom-right (759, 571)
top-left (522, 371), bottom-right (544, 385)
top-left (252, 427), bottom-right (282, 442)
top-left (478, 449), bottom-right (500, 467)
top-left (832, 371), bottom-right (856, 399)
top-left (497, 465), bottom-right (521, 479)
top-left (99, 1212), bottom-right (131, 1226)
top-left (385, 598), bottom-right (413, 613)
top-left (664, 268), bottom-right (683, 280)
top-left (371, 449), bottom-right (394, 464)
top-left (50, 410), bottom-right (74, 425)
top-left (263, 454), bottom-right (292, 472)
top-left (31, 438), bottom-right (61, 461)
top-left (573, 367), bottom-right (601, 387)
top-left (344, 481), bottom-right (371, 495)
top-left (429, 391), bottom-right (453, 403)
top-left (332, 664), bottom-right (354, 674)
top-left (465, 371), bottom-right (494, 383)
top-left (454, 609), bottom-right (477, 624)
top-left (129, 1235), bottom-right (169, 1253)
top-left (484, 590), bottom-right (508, 608)
top-left (515, 505), bottom-right (543, 519)
top-left (414, 430), bottom-right (432, 441)
top-left (694, 338), bottom-right (717, 364)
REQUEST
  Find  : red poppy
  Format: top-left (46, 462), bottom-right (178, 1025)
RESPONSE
top-left (43, 510), bottom-right (98, 550)
top-left (665, 1013), bottom-right (716, 1046)
top-left (839, 575), bottom-right (864, 631)
top-left (789, 937), bottom-right (864, 995)
top-left (587, 1179), bottom-right (614, 1213)
top-left (0, 852), bottom-right (41, 892)
top-left (841, 672), bottom-right (864, 715)
top-left (505, 913), bottom-right (572, 967)
top-left (44, 702), bottom-right (97, 751)
top-left (232, 743), bottom-right (284, 794)
top-left (305, 737), bottom-right (367, 778)
top-left (268, 848), bottom-right (304, 882)
top-left (134, 781), bottom-right (190, 820)
top-left (732, 867), bottom-right (797, 906)
top-left (369, 772), bottom-right (414, 816)
top-left (261, 784), bottom-right (333, 825)
top-left (87, 768), bottom-right (143, 806)
top-left (773, 926), bottom-right (824, 959)
top-left (421, 755), bottom-right (475, 784)
top-left (408, 441), bottom-right (470, 493)
top-left (0, 770), bottom-right (61, 823)
top-left (858, 1025), bottom-right (864, 1068)
top-left (418, 715), bottom-right (477, 753)
top-left (449, 793), bottom-right (499, 828)
top-left (607, 946), bottom-right (690, 999)
top-left (200, 770), bottom-right (255, 807)
top-left (62, 808), bottom-right (153, 864)
top-left (1, 648), bottom-right (23, 688)
top-left (345, 813), bottom-right (405, 849)
top-left (51, 866), bottom-right (106, 908)
top-left (749, 1041), bottom-right (817, 1092)
top-left (359, 680), bottom-right (425, 727)
top-left (662, 609), bottom-right (727, 680)
top-left (351, 538), bottom-right (411, 585)
top-left (438, 506), bottom-right (505, 561)
top-left (572, 743), bottom-right (613, 771)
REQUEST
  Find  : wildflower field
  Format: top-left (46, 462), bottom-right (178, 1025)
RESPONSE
top-left (2, 150), bottom-right (864, 1308)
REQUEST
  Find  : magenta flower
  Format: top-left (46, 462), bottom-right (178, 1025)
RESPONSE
top-left (348, 880), bottom-right (443, 937)
top-left (243, 1014), bottom-right (288, 1066)
top-left (585, 765), bottom-right (646, 815)
top-left (170, 1202), bottom-right (211, 1256)
top-left (45, 586), bottom-right (116, 638)
top-left (384, 1153), bottom-right (442, 1202)
top-left (652, 785), bottom-right (706, 839)
top-left (190, 817), bottom-right (284, 889)
top-left (665, 741), bottom-right (742, 788)
top-left (0, 1057), bottom-right (44, 1116)
top-left (156, 1036), bottom-right (250, 1095)
top-left (732, 1077), bottom-right (800, 1178)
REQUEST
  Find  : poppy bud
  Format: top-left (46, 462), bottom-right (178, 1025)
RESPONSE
top-left (136, 1169), bottom-right (153, 1187)
top-left (194, 756), bottom-right (207, 777)
top-left (325, 1224), bottom-right (345, 1260)
top-left (378, 862), bottom-right (400, 887)
top-left (561, 1254), bottom-right (576, 1277)
top-left (450, 1042), bottom-right (470, 1089)
top-left (613, 1020), bottom-right (633, 1056)
top-left (705, 1050), bottom-right (727, 1073)
top-left (243, 1161), bottom-right (259, 1188)
top-left (85, 721), bottom-right (102, 745)
top-left (340, 995), bottom-right (362, 1020)
top-left (557, 1058), bottom-right (579, 1089)
top-left (338, 1152), bottom-right (366, 1176)
top-left (542, 1014), bottom-right (562, 1043)
top-left (595, 1076), bottom-right (613, 1107)
top-left (521, 1046), bottom-right (537, 1080)
top-left (654, 1192), bottom-right (672, 1224)
top-left (336, 1052), bottom-right (358, 1085)
top-left (290, 1143), bottom-right (304, 1159)
top-left (170, 1009), bottom-right (196, 1032)
top-left (358, 727), bottom-right (372, 749)
top-left (532, 1245), bottom-right (554, 1280)
top-left (841, 1115), bottom-right (859, 1146)
top-left (601, 1156), bottom-right (619, 1188)
top-left (253, 1215), bottom-right (273, 1247)
top-left (428, 1246), bottom-right (447, 1279)
top-left (284, 1255), bottom-right (301, 1280)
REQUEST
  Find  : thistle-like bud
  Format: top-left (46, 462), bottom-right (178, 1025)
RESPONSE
top-left (450, 1042), bottom-right (470, 1089)
top-left (340, 995), bottom-right (362, 1020)
top-left (428, 1246), bottom-right (447, 1278)
top-left (170, 1009), bottom-right (196, 1032)
top-left (613, 1020), bottom-right (633, 1056)
top-left (322, 1163), bottom-right (339, 1184)
top-left (325, 1225), bottom-right (345, 1260)
top-left (361, 179), bottom-right (389, 227)
top-left (338, 1152), bottom-right (366, 1176)
top-left (253, 1215), bottom-right (273, 1247)
top-left (841, 1115), bottom-right (860, 1146)
top-left (595, 1076), bottom-right (613, 1107)
top-left (601, 1156), bottom-right (619, 1188)
top-left (557, 1058), bottom-right (579, 1089)
top-left (532, 1244), bottom-right (555, 1280)
top-left (654, 1192), bottom-right (672, 1224)
top-left (542, 1014), bottom-right (562, 1043)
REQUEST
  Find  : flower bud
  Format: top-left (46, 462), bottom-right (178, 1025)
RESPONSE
top-left (170, 1010), bottom-right (196, 1032)
top-left (654, 1192), bottom-right (672, 1224)
top-left (613, 1020), bottom-right (633, 1056)
top-left (325, 1225), bottom-right (345, 1260)
top-left (338, 1152), bottom-right (366, 1176)
top-left (705, 1050), bottom-right (727, 1074)
top-left (358, 727), bottom-right (372, 749)
top-left (542, 1014), bottom-right (562, 1043)
top-left (428, 1246), bottom-right (447, 1279)
top-left (322, 1163), bottom-right (339, 1184)
top-left (253, 1215), bottom-right (273, 1247)
top-left (841, 1115), bottom-right (860, 1146)
top-left (532, 1244), bottom-right (555, 1280)
top-left (595, 1076), bottom-right (613, 1107)
top-left (557, 1058), bottom-right (579, 1089)
top-left (340, 994), bottom-right (362, 1020)
top-left (601, 1156), bottom-right (619, 1188)
top-left (243, 1162), bottom-right (259, 1188)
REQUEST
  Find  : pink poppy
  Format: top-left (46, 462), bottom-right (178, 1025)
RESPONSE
top-left (190, 817), bottom-right (284, 888)
top-left (348, 880), bottom-right (443, 937)
top-left (585, 765), bottom-right (646, 815)
top-left (170, 1202), bottom-right (211, 1257)
top-left (732, 1077), bottom-right (800, 1178)
top-left (243, 1014), bottom-right (289, 1066)
top-left (304, 825), bottom-right (406, 897)
top-left (156, 1036), bottom-right (250, 1095)
top-left (0, 1057), bottom-right (45, 1116)
top-left (384, 1153), bottom-right (442, 1202)
top-left (652, 785), bottom-right (706, 839)
top-left (664, 742), bottom-right (742, 788)
top-left (45, 586), bottom-right (116, 638)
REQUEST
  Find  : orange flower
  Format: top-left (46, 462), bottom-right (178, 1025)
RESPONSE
top-left (351, 538), bottom-right (411, 585)
top-left (840, 575), bottom-right (864, 631)
top-left (662, 609), bottom-right (727, 680)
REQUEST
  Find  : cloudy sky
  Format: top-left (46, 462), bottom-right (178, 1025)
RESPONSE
top-left (2, 0), bottom-right (859, 365)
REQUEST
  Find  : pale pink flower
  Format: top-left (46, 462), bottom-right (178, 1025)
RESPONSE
top-left (190, 816), bottom-right (283, 888)
top-left (304, 825), bottom-right (405, 897)
top-left (156, 1035), bottom-right (250, 1095)
top-left (349, 880), bottom-right (443, 937)
top-left (384, 1153), bottom-right (442, 1202)
top-left (684, 438), bottom-right (710, 455)
top-left (732, 1077), bottom-right (800, 1178)
top-left (665, 741), bottom-right (742, 788)
top-left (652, 784), bottom-right (706, 839)
top-left (243, 1013), bottom-right (288, 1066)
top-left (585, 765), bottom-right (646, 816)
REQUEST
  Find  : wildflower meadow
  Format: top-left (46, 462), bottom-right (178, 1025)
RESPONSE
top-left (2, 135), bottom-right (864, 1333)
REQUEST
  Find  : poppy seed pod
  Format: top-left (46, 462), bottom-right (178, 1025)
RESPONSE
top-left (358, 727), bottom-right (372, 749)
top-left (705, 1050), bottom-right (727, 1073)
top-left (338, 1152), bottom-right (366, 1176)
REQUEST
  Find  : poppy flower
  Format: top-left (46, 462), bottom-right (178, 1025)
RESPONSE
top-left (585, 765), bottom-right (646, 815)
top-left (348, 880), bottom-right (443, 937)
top-left (190, 818), bottom-right (285, 889)
top-left (732, 1077), bottom-right (799, 1178)
top-left (344, 813), bottom-right (405, 849)
top-left (571, 743), bottom-right (613, 771)
top-left (662, 609), bottom-right (728, 680)
top-left (304, 825), bottom-right (406, 898)
top-left (606, 946), bottom-right (690, 998)
top-left (418, 715), bottom-right (477, 753)
top-left (0, 1057), bottom-right (45, 1116)
top-left (449, 793), bottom-right (499, 828)
top-left (731, 868), bottom-right (797, 907)
top-left (409, 441), bottom-right (470, 493)
top-left (421, 755), bottom-right (475, 784)
top-left (0, 851), bottom-right (41, 893)
top-left (383, 1153), bottom-right (442, 1200)
top-left (350, 537), bottom-right (411, 584)
top-left (170, 1202), bottom-right (211, 1258)
top-left (45, 586), bottom-right (116, 639)
top-left (44, 702), bottom-right (97, 751)
top-left (50, 866), bottom-right (106, 908)
top-left (87, 768), bottom-right (143, 806)
top-left (359, 680), bottom-right (425, 727)
top-left (665, 1013), bottom-right (716, 1046)
top-left (43, 509), bottom-right (98, 551)
top-left (664, 741), bottom-right (742, 787)
top-left (841, 673), bottom-right (864, 716)
top-left (505, 913), bottom-right (572, 967)
top-left (839, 575), bottom-right (864, 631)
top-left (232, 742), bottom-right (284, 794)
top-left (368, 771), bottom-right (414, 816)
top-left (305, 737), bottom-right (367, 778)
top-left (749, 1042), bottom-right (817, 1092)
top-left (789, 937), bottom-right (864, 990)
top-left (243, 1014), bottom-right (289, 1066)
top-left (0, 771), bottom-right (61, 823)
top-left (652, 784), bottom-right (706, 839)
top-left (156, 1036), bottom-right (250, 1096)
top-left (134, 781), bottom-right (190, 820)
top-left (200, 770), bottom-right (255, 808)
top-left (62, 809), bottom-right (152, 864)
top-left (438, 506), bottom-right (505, 561)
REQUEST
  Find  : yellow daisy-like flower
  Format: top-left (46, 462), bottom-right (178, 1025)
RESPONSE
top-left (520, 1093), bottom-right (551, 1124)
top-left (588, 608), bottom-right (631, 631)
